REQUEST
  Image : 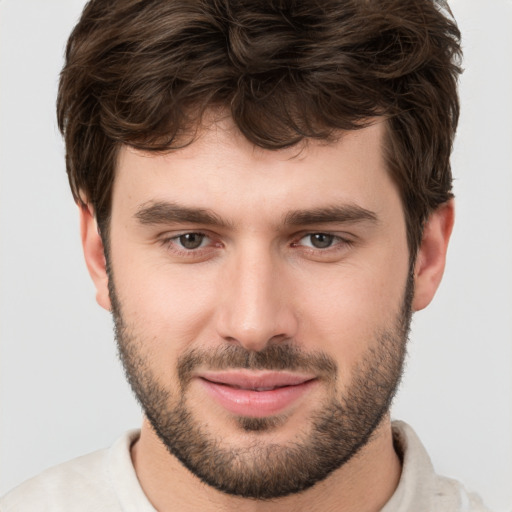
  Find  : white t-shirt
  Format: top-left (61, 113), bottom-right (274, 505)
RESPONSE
top-left (0, 421), bottom-right (490, 511)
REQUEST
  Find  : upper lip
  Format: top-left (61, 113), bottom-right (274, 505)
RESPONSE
top-left (197, 370), bottom-right (316, 391)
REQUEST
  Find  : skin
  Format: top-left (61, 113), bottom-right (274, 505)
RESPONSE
top-left (80, 116), bottom-right (454, 512)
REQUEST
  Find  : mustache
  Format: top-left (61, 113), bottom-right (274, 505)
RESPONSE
top-left (177, 343), bottom-right (338, 385)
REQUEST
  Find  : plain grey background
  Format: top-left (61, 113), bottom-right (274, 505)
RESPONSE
top-left (1, 1), bottom-right (511, 510)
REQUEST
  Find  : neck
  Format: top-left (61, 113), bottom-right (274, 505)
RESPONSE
top-left (131, 415), bottom-right (401, 512)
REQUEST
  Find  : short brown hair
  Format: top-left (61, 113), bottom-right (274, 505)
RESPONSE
top-left (57, 0), bottom-right (462, 255)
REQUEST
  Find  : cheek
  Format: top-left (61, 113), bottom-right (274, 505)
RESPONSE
top-left (295, 260), bottom-right (409, 378)
top-left (111, 253), bottom-right (221, 371)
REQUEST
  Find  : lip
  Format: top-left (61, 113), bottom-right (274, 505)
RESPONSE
top-left (197, 370), bottom-right (317, 418)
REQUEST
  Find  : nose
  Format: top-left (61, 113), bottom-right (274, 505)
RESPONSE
top-left (215, 244), bottom-right (298, 352)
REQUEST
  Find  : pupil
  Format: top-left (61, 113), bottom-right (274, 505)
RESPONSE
top-left (180, 233), bottom-right (203, 249)
top-left (311, 233), bottom-right (333, 249)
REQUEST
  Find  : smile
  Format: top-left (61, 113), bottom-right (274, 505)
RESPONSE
top-left (196, 371), bottom-right (318, 418)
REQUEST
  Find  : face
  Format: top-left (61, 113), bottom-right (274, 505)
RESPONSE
top-left (103, 118), bottom-right (413, 498)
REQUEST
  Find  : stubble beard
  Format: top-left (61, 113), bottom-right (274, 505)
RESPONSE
top-left (109, 272), bottom-right (413, 500)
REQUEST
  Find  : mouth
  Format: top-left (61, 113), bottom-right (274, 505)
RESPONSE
top-left (196, 370), bottom-right (318, 418)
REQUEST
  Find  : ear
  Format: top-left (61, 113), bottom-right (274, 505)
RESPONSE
top-left (79, 205), bottom-right (112, 311)
top-left (412, 200), bottom-right (455, 312)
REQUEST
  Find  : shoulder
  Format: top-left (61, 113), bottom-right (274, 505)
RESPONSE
top-left (385, 421), bottom-right (491, 512)
top-left (432, 474), bottom-right (491, 512)
top-left (0, 431), bottom-right (140, 512)
top-left (0, 449), bottom-right (113, 512)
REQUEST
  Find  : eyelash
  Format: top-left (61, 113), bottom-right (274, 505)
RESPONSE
top-left (159, 231), bottom-right (354, 259)
top-left (292, 233), bottom-right (353, 251)
top-left (160, 232), bottom-right (217, 258)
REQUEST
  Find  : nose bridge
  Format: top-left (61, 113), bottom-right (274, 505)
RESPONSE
top-left (216, 239), bottom-right (296, 351)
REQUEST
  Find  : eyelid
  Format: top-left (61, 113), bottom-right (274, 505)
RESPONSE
top-left (159, 228), bottom-right (210, 242)
top-left (159, 230), bottom-right (220, 257)
top-left (293, 231), bottom-right (354, 247)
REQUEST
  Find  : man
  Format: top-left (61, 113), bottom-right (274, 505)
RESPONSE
top-left (0, 0), bottom-right (491, 511)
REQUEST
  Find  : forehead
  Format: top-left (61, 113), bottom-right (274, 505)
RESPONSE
top-left (112, 116), bottom-right (398, 222)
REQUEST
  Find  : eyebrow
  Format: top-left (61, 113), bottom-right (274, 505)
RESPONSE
top-left (135, 201), bottom-right (233, 228)
top-left (283, 205), bottom-right (378, 226)
top-left (134, 201), bottom-right (378, 229)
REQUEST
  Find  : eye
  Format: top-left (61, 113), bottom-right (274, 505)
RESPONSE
top-left (159, 231), bottom-right (221, 261)
top-left (175, 232), bottom-right (208, 250)
top-left (299, 233), bottom-right (337, 249)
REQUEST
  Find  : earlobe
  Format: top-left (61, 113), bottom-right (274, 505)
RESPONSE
top-left (412, 200), bottom-right (455, 312)
top-left (79, 205), bottom-right (112, 311)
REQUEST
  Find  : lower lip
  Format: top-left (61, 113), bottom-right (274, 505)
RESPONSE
top-left (198, 378), bottom-right (317, 418)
